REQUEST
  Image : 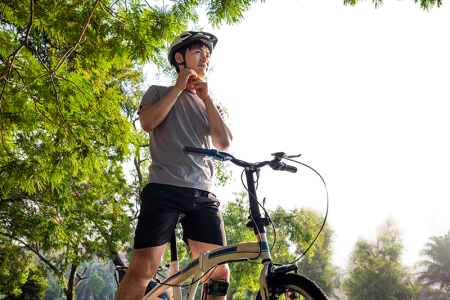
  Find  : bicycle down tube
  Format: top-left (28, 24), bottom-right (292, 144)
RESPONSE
top-left (143, 241), bottom-right (270, 300)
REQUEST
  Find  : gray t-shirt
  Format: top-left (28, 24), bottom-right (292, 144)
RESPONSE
top-left (139, 85), bottom-right (224, 192)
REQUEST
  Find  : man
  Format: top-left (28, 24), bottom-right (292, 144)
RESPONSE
top-left (115, 32), bottom-right (232, 300)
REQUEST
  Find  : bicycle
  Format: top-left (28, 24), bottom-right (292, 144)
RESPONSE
top-left (115, 147), bottom-right (329, 300)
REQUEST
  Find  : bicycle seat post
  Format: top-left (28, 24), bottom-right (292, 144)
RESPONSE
top-left (170, 231), bottom-right (182, 300)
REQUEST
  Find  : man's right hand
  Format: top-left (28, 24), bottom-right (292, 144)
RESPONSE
top-left (141, 71), bottom-right (196, 132)
top-left (175, 68), bottom-right (198, 91)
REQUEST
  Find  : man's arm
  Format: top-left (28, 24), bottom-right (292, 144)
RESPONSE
top-left (204, 99), bottom-right (233, 151)
top-left (190, 78), bottom-right (233, 151)
top-left (139, 87), bottom-right (182, 132)
top-left (139, 69), bottom-right (197, 132)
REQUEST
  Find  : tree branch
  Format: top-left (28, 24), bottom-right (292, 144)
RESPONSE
top-left (49, 73), bottom-right (70, 127)
top-left (99, 0), bottom-right (125, 25)
top-left (134, 156), bottom-right (143, 184)
top-left (0, 108), bottom-right (17, 161)
top-left (24, 0), bottom-right (34, 44)
top-left (0, 0), bottom-right (14, 27)
top-left (53, 0), bottom-right (101, 72)
top-left (0, 0), bottom-right (34, 104)
top-left (0, 230), bottom-right (62, 278)
top-left (74, 267), bottom-right (88, 288)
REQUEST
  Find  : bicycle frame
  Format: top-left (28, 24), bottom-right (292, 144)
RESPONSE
top-left (143, 168), bottom-right (275, 300)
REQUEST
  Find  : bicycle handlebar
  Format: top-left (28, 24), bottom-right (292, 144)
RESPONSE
top-left (183, 147), bottom-right (297, 173)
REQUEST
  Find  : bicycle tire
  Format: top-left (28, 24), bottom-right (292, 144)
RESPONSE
top-left (256, 273), bottom-right (328, 300)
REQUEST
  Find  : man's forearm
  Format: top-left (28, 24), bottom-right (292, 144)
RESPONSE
top-left (140, 87), bottom-right (183, 132)
top-left (204, 98), bottom-right (233, 151)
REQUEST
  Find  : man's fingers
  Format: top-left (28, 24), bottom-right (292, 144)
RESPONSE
top-left (190, 80), bottom-right (207, 87)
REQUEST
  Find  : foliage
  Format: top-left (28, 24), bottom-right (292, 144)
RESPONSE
top-left (418, 230), bottom-right (450, 297)
top-left (3, 0), bottom-right (436, 297)
top-left (74, 261), bottom-right (116, 300)
top-left (0, 0), bottom-right (256, 297)
top-left (342, 0), bottom-right (442, 11)
top-left (43, 260), bottom-right (117, 300)
top-left (297, 227), bottom-right (341, 299)
top-left (343, 217), bottom-right (421, 300)
top-left (416, 287), bottom-right (450, 300)
top-left (43, 273), bottom-right (65, 300)
top-left (85, 272), bottom-right (105, 298)
top-left (221, 191), bottom-right (261, 300)
top-left (0, 239), bottom-right (34, 296)
top-left (221, 191), bottom-right (333, 300)
top-left (3, 265), bottom-right (49, 300)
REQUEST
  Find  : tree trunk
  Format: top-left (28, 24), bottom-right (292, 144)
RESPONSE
top-left (228, 289), bottom-right (237, 300)
top-left (112, 250), bottom-right (127, 283)
top-left (112, 250), bottom-right (126, 267)
top-left (66, 264), bottom-right (78, 300)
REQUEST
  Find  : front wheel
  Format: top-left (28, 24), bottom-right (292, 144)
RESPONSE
top-left (256, 273), bottom-right (328, 300)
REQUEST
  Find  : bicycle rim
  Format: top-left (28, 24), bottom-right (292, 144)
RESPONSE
top-left (257, 273), bottom-right (328, 300)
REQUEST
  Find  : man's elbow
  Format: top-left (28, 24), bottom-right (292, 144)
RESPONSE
top-left (140, 119), bottom-right (156, 132)
top-left (213, 136), bottom-right (233, 151)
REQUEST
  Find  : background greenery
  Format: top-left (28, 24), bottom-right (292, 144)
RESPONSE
top-left (1, 0), bottom-right (448, 299)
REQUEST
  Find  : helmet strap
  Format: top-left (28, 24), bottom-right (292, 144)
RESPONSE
top-left (174, 53), bottom-right (186, 73)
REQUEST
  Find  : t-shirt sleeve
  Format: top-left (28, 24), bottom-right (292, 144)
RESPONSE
top-left (138, 85), bottom-right (160, 115)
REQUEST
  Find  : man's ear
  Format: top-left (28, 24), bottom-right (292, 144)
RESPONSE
top-left (175, 52), bottom-right (184, 64)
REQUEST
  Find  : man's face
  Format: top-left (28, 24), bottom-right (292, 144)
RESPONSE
top-left (180, 45), bottom-right (211, 78)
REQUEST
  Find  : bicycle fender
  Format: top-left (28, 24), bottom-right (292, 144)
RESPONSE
top-left (272, 264), bottom-right (298, 276)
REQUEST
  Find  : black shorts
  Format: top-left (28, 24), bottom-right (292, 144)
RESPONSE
top-left (134, 183), bottom-right (227, 249)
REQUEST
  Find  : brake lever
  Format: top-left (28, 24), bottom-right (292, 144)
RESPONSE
top-left (271, 152), bottom-right (302, 159)
top-left (203, 153), bottom-right (232, 162)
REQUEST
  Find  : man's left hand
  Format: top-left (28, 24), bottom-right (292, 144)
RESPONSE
top-left (189, 77), bottom-right (212, 103)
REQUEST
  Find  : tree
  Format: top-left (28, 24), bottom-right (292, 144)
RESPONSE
top-left (0, 241), bottom-right (34, 297)
top-left (74, 261), bottom-right (116, 300)
top-left (343, 217), bottom-right (421, 300)
top-left (418, 230), bottom-right (450, 298)
top-left (0, 0), bottom-right (255, 297)
top-left (2, 0), bottom-right (438, 297)
top-left (342, 0), bottom-right (442, 10)
top-left (221, 192), bottom-right (332, 300)
top-left (297, 227), bottom-right (341, 299)
top-left (3, 265), bottom-right (49, 300)
top-left (85, 272), bottom-right (105, 299)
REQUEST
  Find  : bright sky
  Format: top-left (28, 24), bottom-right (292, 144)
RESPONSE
top-left (148, 0), bottom-right (450, 268)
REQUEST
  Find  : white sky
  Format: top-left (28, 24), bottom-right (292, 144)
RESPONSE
top-left (148, 0), bottom-right (450, 268)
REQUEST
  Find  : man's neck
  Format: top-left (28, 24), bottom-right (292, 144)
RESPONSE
top-left (186, 86), bottom-right (196, 93)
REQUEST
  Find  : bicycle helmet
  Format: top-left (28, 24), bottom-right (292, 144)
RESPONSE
top-left (168, 31), bottom-right (218, 72)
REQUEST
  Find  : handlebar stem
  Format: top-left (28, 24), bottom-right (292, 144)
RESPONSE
top-left (245, 169), bottom-right (266, 234)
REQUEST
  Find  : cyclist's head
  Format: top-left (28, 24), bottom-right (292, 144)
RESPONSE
top-left (168, 31), bottom-right (218, 73)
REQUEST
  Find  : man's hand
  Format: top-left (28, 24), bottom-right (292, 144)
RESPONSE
top-left (189, 76), bottom-right (212, 103)
top-left (174, 68), bottom-right (198, 92)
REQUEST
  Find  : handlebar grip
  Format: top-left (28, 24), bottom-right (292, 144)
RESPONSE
top-left (285, 164), bottom-right (297, 173)
top-left (183, 147), bottom-right (217, 157)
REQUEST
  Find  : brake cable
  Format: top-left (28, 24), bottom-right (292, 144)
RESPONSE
top-left (283, 157), bottom-right (329, 264)
top-left (240, 155), bottom-right (329, 265)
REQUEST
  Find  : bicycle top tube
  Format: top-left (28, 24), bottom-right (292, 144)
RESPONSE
top-left (183, 147), bottom-right (298, 234)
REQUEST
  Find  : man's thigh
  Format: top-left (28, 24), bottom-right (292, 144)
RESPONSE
top-left (188, 239), bottom-right (230, 285)
top-left (188, 239), bottom-right (223, 258)
top-left (180, 193), bottom-right (227, 247)
top-left (127, 245), bottom-right (167, 277)
top-left (134, 184), bottom-right (180, 248)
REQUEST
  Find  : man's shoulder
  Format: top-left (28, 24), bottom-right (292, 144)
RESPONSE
top-left (146, 85), bottom-right (174, 95)
top-left (141, 85), bottom-right (174, 107)
top-left (150, 85), bottom-right (174, 91)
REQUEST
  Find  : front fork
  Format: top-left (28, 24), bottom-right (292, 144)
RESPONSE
top-left (259, 263), bottom-right (272, 300)
top-left (258, 233), bottom-right (272, 300)
top-left (258, 233), bottom-right (299, 300)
